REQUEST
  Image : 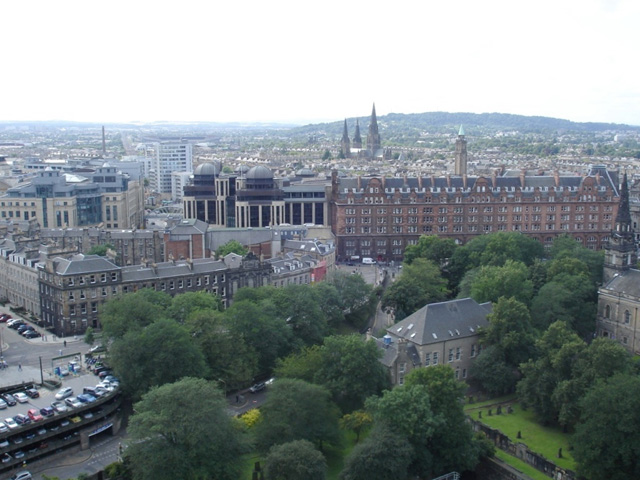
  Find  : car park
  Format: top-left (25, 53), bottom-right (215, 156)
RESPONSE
top-left (87, 345), bottom-right (106, 355)
top-left (9, 471), bottom-right (33, 480)
top-left (13, 392), bottom-right (29, 403)
top-left (249, 382), bottom-right (266, 393)
top-left (2, 393), bottom-right (17, 406)
top-left (55, 387), bottom-right (73, 400)
top-left (11, 436), bottom-right (23, 445)
top-left (83, 411), bottom-right (94, 419)
top-left (40, 406), bottom-right (54, 417)
top-left (0, 439), bottom-right (8, 448)
top-left (59, 418), bottom-right (70, 427)
top-left (16, 325), bottom-right (32, 334)
top-left (50, 401), bottom-right (68, 413)
top-left (36, 426), bottom-right (46, 436)
top-left (0, 314), bottom-right (11, 322)
top-left (98, 370), bottom-right (113, 379)
top-left (4, 417), bottom-right (18, 429)
top-left (27, 409), bottom-right (43, 422)
top-left (9, 321), bottom-right (25, 330)
top-left (1, 453), bottom-right (12, 463)
top-left (13, 450), bottom-right (24, 459)
top-left (25, 388), bottom-right (39, 399)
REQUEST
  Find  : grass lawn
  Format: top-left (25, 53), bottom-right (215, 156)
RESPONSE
top-left (494, 449), bottom-right (551, 480)
top-left (474, 402), bottom-right (576, 471)
top-left (463, 394), bottom-right (517, 412)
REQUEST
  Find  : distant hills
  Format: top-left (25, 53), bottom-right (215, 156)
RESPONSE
top-left (291, 112), bottom-right (640, 138)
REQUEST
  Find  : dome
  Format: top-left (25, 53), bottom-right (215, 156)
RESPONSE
top-left (296, 168), bottom-right (315, 177)
top-left (246, 165), bottom-right (274, 180)
top-left (194, 162), bottom-right (221, 176)
top-left (235, 165), bottom-right (250, 174)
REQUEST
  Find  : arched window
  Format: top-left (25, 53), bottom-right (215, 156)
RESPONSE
top-left (624, 310), bottom-right (631, 325)
top-left (605, 305), bottom-right (611, 319)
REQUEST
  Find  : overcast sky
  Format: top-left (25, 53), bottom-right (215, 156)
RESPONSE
top-left (2, 0), bottom-right (638, 126)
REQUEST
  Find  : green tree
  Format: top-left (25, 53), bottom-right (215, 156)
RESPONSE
top-left (324, 271), bottom-right (376, 329)
top-left (87, 243), bottom-right (115, 256)
top-left (339, 425), bottom-right (413, 480)
top-left (215, 240), bottom-right (248, 258)
top-left (468, 260), bottom-right (534, 306)
top-left (167, 291), bottom-right (222, 324)
top-left (264, 440), bottom-right (327, 480)
top-left (366, 384), bottom-right (442, 477)
top-left (469, 345), bottom-right (517, 395)
top-left (403, 235), bottom-right (457, 267)
top-left (125, 377), bottom-right (246, 480)
top-left (100, 289), bottom-right (172, 339)
top-left (254, 379), bottom-right (340, 453)
top-left (382, 258), bottom-right (449, 320)
top-left (84, 326), bottom-right (95, 346)
top-left (272, 285), bottom-right (329, 346)
top-left (315, 335), bottom-right (388, 413)
top-left (109, 318), bottom-right (208, 400)
top-left (572, 374), bottom-right (640, 480)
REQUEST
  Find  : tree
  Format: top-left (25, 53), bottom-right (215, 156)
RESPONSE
top-left (339, 425), bottom-right (413, 480)
top-left (340, 410), bottom-right (372, 443)
top-left (264, 440), bottom-right (327, 480)
top-left (382, 258), bottom-right (449, 320)
top-left (87, 243), bottom-right (115, 257)
top-left (403, 235), bottom-right (457, 267)
top-left (100, 289), bottom-right (172, 339)
top-left (272, 285), bottom-right (329, 346)
top-left (109, 318), bottom-right (208, 400)
top-left (215, 240), bottom-right (248, 258)
top-left (572, 374), bottom-right (640, 480)
top-left (254, 379), bottom-right (340, 453)
top-left (168, 291), bottom-right (222, 323)
top-left (366, 384), bottom-right (442, 477)
top-left (125, 377), bottom-right (246, 480)
top-left (469, 346), bottom-right (518, 396)
top-left (83, 326), bottom-right (95, 346)
top-left (315, 335), bottom-right (389, 413)
top-left (324, 272), bottom-right (376, 329)
top-left (468, 260), bottom-right (534, 306)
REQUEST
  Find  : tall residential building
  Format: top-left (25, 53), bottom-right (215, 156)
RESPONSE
top-left (153, 141), bottom-right (193, 196)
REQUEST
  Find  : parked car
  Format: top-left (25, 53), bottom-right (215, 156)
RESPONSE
top-left (59, 418), bottom-right (70, 427)
top-left (27, 409), bottom-right (43, 422)
top-left (83, 386), bottom-right (101, 397)
top-left (98, 370), bottom-right (113, 379)
top-left (0, 422), bottom-right (7, 433)
top-left (39, 406), bottom-right (54, 417)
top-left (23, 330), bottom-right (41, 339)
top-left (55, 387), bottom-right (73, 400)
top-left (25, 388), bottom-right (39, 399)
top-left (0, 439), bottom-right (8, 448)
top-left (9, 321), bottom-right (25, 330)
top-left (9, 472), bottom-right (32, 480)
top-left (77, 393), bottom-right (96, 404)
top-left (50, 401), bottom-right (68, 414)
top-left (249, 382), bottom-right (266, 393)
top-left (0, 399), bottom-right (8, 410)
top-left (65, 397), bottom-right (82, 409)
top-left (16, 325), bottom-right (32, 334)
top-left (4, 417), bottom-right (18, 429)
top-left (87, 345), bottom-right (106, 355)
top-left (36, 426), bottom-right (46, 436)
top-left (0, 314), bottom-right (11, 322)
top-left (68, 361), bottom-right (82, 372)
top-left (13, 392), bottom-right (29, 404)
top-left (1, 453), bottom-right (12, 463)
top-left (13, 414), bottom-right (31, 426)
top-left (13, 450), bottom-right (24, 459)
top-left (1, 393), bottom-right (17, 406)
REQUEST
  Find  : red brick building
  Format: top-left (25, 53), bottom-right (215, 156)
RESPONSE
top-left (330, 166), bottom-right (620, 263)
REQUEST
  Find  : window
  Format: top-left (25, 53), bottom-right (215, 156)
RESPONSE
top-left (448, 348), bottom-right (454, 363)
top-left (425, 353), bottom-right (430, 366)
top-left (605, 305), bottom-right (610, 319)
top-left (471, 344), bottom-right (476, 357)
top-left (625, 310), bottom-right (631, 324)
top-left (101, 273), bottom-right (107, 283)
top-left (456, 347), bottom-right (461, 360)
top-left (433, 352), bottom-right (439, 365)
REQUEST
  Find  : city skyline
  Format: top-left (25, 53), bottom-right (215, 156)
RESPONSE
top-left (2, 0), bottom-right (639, 126)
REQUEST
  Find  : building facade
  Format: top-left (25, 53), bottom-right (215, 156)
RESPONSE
top-left (331, 166), bottom-right (620, 262)
top-left (153, 141), bottom-right (193, 195)
top-left (38, 252), bottom-right (271, 336)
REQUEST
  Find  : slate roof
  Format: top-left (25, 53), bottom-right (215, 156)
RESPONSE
top-left (601, 269), bottom-right (640, 298)
top-left (387, 298), bottom-right (492, 346)
top-left (120, 258), bottom-right (227, 282)
top-left (52, 254), bottom-right (120, 275)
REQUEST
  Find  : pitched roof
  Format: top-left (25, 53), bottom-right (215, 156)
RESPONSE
top-left (601, 268), bottom-right (640, 298)
top-left (387, 298), bottom-right (492, 346)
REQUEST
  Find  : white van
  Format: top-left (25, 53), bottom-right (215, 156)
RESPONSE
top-left (362, 257), bottom-right (376, 265)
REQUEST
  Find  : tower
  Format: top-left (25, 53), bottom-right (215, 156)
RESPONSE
top-left (454, 125), bottom-right (467, 175)
top-left (352, 119), bottom-right (362, 149)
top-left (366, 103), bottom-right (381, 158)
top-left (102, 126), bottom-right (106, 156)
top-left (604, 173), bottom-right (636, 283)
top-left (340, 119), bottom-right (351, 158)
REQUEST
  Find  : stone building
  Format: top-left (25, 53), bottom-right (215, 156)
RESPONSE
top-left (597, 174), bottom-right (640, 354)
top-left (331, 165), bottom-right (620, 262)
top-left (37, 252), bottom-right (271, 337)
top-left (376, 298), bottom-right (491, 386)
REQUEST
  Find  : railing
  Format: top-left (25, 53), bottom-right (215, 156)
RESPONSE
top-left (432, 473), bottom-right (459, 480)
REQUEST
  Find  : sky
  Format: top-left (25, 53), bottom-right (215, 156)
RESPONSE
top-left (1, 0), bottom-right (639, 126)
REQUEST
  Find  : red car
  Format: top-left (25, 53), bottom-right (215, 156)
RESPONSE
top-left (0, 314), bottom-right (11, 323)
top-left (27, 409), bottom-right (43, 422)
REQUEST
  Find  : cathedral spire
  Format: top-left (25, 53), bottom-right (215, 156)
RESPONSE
top-left (603, 172), bottom-right (636, 283)
top-left (340, 119), bottom-right (351, 158)
top-left (366, 103), bottom-right (381, 157)
top-left (615, 172), bottom-right (632, 228)
top-left (353, 119), bottom-right (362, 149)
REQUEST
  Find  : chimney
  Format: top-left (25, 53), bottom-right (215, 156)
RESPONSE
top-left (463, 174), bottom-right (468, 190)
top-left (520, 170), bottom-right (526, 188)
top-left (554, 170), bottom-right (560, 187)
top-left (102, 126), bottom-right (106, 155)
top-left (492, 171), bottom-right (497, 189)
top-left (446, 174), bottom-right (451, 188)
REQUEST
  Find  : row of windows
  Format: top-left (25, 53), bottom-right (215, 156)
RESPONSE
top-left (345, 223), bottom-right (610, 235)
top-left (603, 304), bottom-right (632, 324)
top-left (343, 204), bottom-right (612, 214)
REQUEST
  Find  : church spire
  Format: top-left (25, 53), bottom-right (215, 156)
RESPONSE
top-left (603, 172), bottom-right (636, 283)
top-left (353, 119), bottom-right (362, 149)
top-left (615, 172), bottom-right (632, 228)
top-left (340, 119), bottom-right (351, 158)
top-left (366, 103), bottom-right (381, 157)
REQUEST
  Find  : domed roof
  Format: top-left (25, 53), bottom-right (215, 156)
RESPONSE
top-left (246, 165), bottom-right (273, 180)
top-left (235, 165), bottom-right (250, 174)
top-left (194, 162), bottom-right (221, 176)
top-left (296, 168), bottom-right (315, 177)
